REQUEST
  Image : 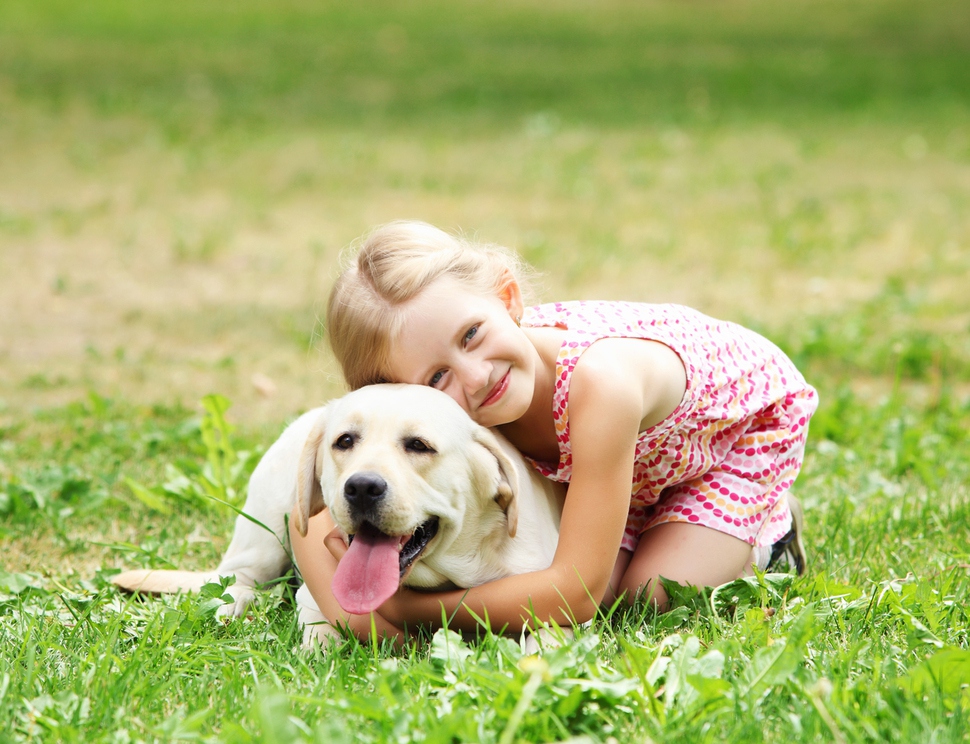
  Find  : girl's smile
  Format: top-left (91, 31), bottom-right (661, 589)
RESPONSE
top-left (387, 276), bottom-right (537, 429)
top-left (481, 370), bottom-right (510, 408)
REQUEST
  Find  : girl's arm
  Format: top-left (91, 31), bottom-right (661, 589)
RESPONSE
top-left (289, 506), bottom-right (407, 644)
top-left (374, 338), bottom-right (686, 632)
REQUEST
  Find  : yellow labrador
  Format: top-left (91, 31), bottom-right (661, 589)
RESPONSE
top-left (112, 384), bottom-right (566, 648)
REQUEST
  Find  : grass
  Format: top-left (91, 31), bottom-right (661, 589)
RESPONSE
top-left (2, 389), bottom-right (969, 741)
top-left (1, 0), bottom-right (969, 741)
top-left (2, 0), bottom-right (969, 131)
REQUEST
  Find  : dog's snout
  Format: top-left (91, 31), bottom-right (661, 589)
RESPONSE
top-left (343, 472), bottom-right (388, 514)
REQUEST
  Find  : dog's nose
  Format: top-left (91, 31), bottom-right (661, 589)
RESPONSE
top-left (343, 472), bottom-right (387, 514)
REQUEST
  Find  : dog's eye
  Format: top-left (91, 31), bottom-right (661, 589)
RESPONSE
top-left (333, 433), bottom-right (356, 451)
top-left (404, 437), bottom-right (435, 454)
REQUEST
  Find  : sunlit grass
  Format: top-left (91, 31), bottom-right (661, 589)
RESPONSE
top-left (2, 342), bottom-right (969, 742)
top-left (2, 115), bottom-right (967, 422)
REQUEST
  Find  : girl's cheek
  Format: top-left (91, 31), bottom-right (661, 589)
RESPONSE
top-left (438, 382), bottom-right (463, 409)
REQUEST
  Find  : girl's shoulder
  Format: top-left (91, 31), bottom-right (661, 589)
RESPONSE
top-left (525, 300), bottom-right (795, 387)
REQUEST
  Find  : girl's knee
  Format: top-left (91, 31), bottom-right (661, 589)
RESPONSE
top-left (616, 523), bottom-right (753, 609)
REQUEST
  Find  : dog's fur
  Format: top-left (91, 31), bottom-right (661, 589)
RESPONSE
top-left (112, 384), bottom-right (566, 648)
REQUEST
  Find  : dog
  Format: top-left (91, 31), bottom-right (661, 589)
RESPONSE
top-left (112, 384), bottom-right (566, 649)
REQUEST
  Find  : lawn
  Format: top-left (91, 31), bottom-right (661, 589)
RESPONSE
top-left (1, 0), bottom-right (969, 741)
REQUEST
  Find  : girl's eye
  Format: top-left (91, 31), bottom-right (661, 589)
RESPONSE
top-left (429, 370), bottom-right (445, 387)
top-left (463, 325), bottom-right (478, 345)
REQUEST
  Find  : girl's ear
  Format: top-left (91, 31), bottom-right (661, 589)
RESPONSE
top-left (497, 270), bottom-right (524, 320)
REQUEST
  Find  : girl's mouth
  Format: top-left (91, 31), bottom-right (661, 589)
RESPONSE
top-left (481, 370), bottom-right (510, 408)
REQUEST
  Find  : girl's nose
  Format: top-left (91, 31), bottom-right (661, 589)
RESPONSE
top-left (456, 358), bottom-right (490, 397)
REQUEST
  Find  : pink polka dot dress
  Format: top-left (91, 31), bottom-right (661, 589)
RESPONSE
top-left (522, 301), bottom-right (818, 552)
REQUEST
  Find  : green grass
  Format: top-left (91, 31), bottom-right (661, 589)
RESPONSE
top-left (1, 0), bottom-right (969, 741)
top-left (2, 0), bottom-right (969, 134)
top-left (2, 387), bottom-right (969, 741)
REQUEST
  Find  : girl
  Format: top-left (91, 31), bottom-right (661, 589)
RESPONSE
top-left (291, 220), bottom-right (816, 643)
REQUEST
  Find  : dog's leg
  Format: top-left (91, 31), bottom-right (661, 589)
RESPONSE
top-left (111, 502), bottom-right (292, 618)
top-left (212, 511), bottom-right (292, 618)
top-left (210, 446), bottom-right (305, 617)
top-left (112, 408), bottom-right (327, 621)
top-left (207, 410), bottom-right (330, 616)
top-left (113, 419), bottom-right (307, 615)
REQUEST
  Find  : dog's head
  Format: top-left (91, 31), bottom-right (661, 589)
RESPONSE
top-left (292, 383), bottom-right (521, 614)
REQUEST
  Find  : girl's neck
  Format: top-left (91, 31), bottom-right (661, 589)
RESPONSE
top-left (497, 327), bottom-right (564, 465)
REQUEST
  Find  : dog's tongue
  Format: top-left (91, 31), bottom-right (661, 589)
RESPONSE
top-left (332, 523), bottom-right (402, 615)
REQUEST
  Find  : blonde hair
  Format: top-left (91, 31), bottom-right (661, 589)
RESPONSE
top-left (327, 221), bottom-right (535, 390)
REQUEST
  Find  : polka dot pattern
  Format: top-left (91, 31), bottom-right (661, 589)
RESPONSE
top-left (523, 302), bottom-right (818, 551)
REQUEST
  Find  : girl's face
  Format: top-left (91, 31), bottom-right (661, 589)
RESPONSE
top-left (387, 275), bottom-right (536, 429)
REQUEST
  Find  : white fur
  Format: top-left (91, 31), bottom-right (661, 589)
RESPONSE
top-left (112, 384), bottom-right (567, 651)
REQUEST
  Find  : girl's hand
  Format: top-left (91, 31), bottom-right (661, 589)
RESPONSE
top-left (324, 527), bottom-right (350, 562)
top-left (373, 587), bottom-right (417, 628)
top-left (378, 585), bottom-right (463, 629)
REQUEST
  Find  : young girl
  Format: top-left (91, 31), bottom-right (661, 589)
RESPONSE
top-left (291, 220), bottom-right (817, 643)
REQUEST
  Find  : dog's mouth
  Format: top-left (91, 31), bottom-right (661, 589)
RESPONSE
top-left (346, 517), bottom-right (440, 577)
top-left (332, 517), bottom-right (440, 615)
top-left (398, 517), bottom-right (440, 575)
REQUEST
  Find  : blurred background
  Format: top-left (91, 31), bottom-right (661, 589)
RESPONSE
top-left (1, 0), bottom-right (968, 424)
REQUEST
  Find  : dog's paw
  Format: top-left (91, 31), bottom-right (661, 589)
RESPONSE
top-left (301, 621), bottom-right (343, 651)
top-left (522, 625), bottom-right (575, 655)
top-left (522, 633), bottom-right (542, 656)
top-left (214, 587), bottom-right (256, 619)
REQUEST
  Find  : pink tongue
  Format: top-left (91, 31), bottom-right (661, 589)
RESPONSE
top-left (332, 524), bottom-right (403, 614)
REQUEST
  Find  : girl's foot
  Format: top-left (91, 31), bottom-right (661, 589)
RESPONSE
top-left (767, 496), bottom-right (807, 575)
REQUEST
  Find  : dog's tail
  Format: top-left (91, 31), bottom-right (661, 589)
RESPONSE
top-left (111, 569), bottom-right (219, 595)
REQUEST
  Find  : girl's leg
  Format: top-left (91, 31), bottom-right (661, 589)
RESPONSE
top-left (603, 548), bottom-right (634, 606)
top-left (616, 522), bottom-right (754, 609)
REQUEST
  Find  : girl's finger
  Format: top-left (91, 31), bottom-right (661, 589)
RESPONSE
top-left (325, 527), bottom-right (349, 561)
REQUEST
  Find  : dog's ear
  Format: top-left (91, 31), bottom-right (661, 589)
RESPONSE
top-left (293, 413), bottom-right (328, 537)
top-left (472, 427), bottom-right (520, 538)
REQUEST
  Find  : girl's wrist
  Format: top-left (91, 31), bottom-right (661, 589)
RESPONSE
top-left (381, 587), bottom-right (451, 627)
top-left (378, 587), bottom-right (416, 626)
